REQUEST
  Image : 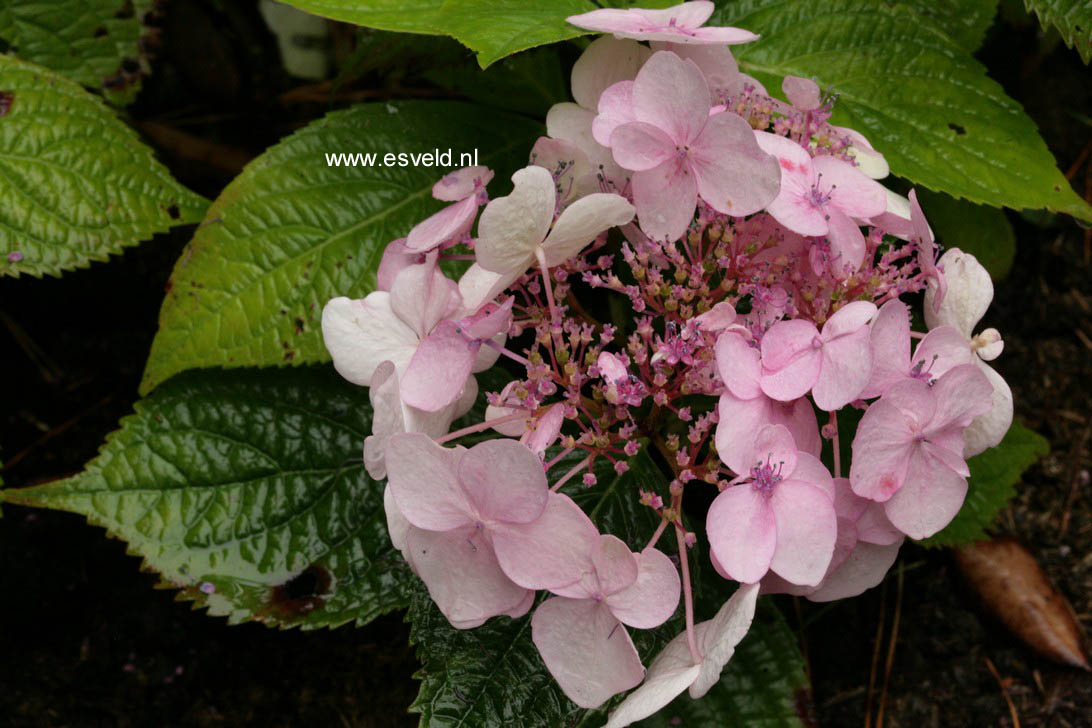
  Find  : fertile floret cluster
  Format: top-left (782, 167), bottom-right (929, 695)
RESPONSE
top-left (321, 2), bottom-right (1012, 722)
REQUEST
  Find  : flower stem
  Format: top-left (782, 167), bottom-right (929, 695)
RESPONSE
top-left (434, 411), bottom-right (526, 444)
top-left (644, 517), bottom-right (669, 551)
top-left (676, 523), bottom-right (703, 665)
top-left (550, 454), bottom-right (592, 492)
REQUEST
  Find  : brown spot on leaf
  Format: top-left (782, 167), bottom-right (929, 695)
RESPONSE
top-left (115, 0), bottom-right (134, 19)
top-left (267, 565), bottom-right (331, 619)
top-left (294, 317), bottom-right (305, 335)
top-left (165, 203), bottom-right (180, 220)
top-left (948, 122), bottom-right (967, 135)
top-left (0, 91), bottom-right (14, 117)
top-left (93, 26), bottom-right (108, 38)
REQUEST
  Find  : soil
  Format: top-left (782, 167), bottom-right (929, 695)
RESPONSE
top-left (1, 2), bottom-right (1089, 726)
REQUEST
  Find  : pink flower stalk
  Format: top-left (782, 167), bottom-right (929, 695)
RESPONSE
top-left (754, 130), bottom-right (887, 273)
top-left (386, 433), bottom-right (600, 627)
top-left (714, 330), bottom-right (820, 475)
top-left (604, 583), bottom-right (760, 728)
top-left (707, 424), bottom-right (836, 586)
top-left (567, 1), bottom-right (759, 46)
top-left (850, 364), bottom-right (993, 538)
top-left (909, 189), bottom-right (947, 309)
top-left (600, 51), bottom-right (780, 242)
top-left (758, 300), bottom-right (877, 411)
top-left (532, 536), bottom-right (680, 708)
top-left (405, 166), bottom-right (493, 253)
top-left (762, 478), bottom-right (903, 601)
top-left (924, 248), bottom-right (1012, 457)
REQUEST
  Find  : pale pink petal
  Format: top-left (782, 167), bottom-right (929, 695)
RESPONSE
top-left (790, 452), bottom-right (835, 499)
top-left (464, 297), bottom-right (513, 340)
top-left (363, 362), bottom-right (405, 480)
top-left (924, 248), bottom-right (993, 336)
top-left (457, 264), bottom-right (517, 315)
top-left (882, 378), bottom-right (937, 428)
top-left (456, 438), bottom-right (549, 523)
top-left (706, 485), bottom-right (777, 584)
top-left (609, 121), bottom-right (676, 172)
top-left (973, 328), bottom-right (1004, 361)
top-left (862, 300), bottom-right (912, 399)
top-left (855, 501), bottom-right (904, 546)
top-left (654, 42), bottom-right (741, 94)
top-left (386, 433), bottom-right (472, 531)
top-left (806, 540), bottom-right (902, 602)
top-left (812, 155), bottom-right (887, 219)
top-left (867, 190), bottom-right (913, 237)
top-left (405, 525), bottom-right (530, 627)
top-left (432, 166), bottom-right (492, 201)
top-left (691, 111), bottom-right (781, 216)
top-left (632, 51), bottom-right (710, 145)
top-left (715, 330), bottom-right (761, 399)
top-left (389, 260), bottom-right (461, 339)
top-left (849, 399), bottom-right (915, 503)
top-left (525, 403), bottom-right (566, 457)
top-left (685, 26), bottom-right (761, 45)
top-left (716, 392), bottom-right (819, 476)
top-left (383, 484), bottom-right (411, 553)
top-left (824, 208), bottom-right (867, 273)
top-left (694, 301), bottom-right (737, 332)
top-left (492, 492), bottom-right (600, 590)
top-left (475, 166), bottom-right (554, 275)
top-left (607, 547), bottom-right (681, 629)
top-left (631, 158), bottom-right (698, 242)
top-left (572, 36), bottom-right (651, 111)
top-left (750, 424), bottom-right (799, 476)
top-left (406, 196), bottom-right (478, 253)
top-left (376, 238), bottom-right (418, 291)
top-left (690, 582), bottom-right (760, 697)
top-left (542, 193), bottom-right (635, 266)
top-left (884, 448), bottom-right (968, 539)
top-left (922, 440), bottom-right (970, 478)
top-left (532, 598), bottom-right (644, 709)
top-left (963, 362), bottom-right (1013, 457)
top-left (928, 363), bottom-right (993, 433)
top-left (782, 76), bottom-right (821, 110)
top-left (759, 319), bottom-right (822, 402)
top-left (592, 534), bottom-right (640, 596)
top-left (593, 81), bottom-right (639, 147)
top-left (823, 300), bottom-right (878, 338)
top-left (604, 635), bottom-right (700, 728)
top-left (769, 480), bottom-right (838, 586)
top-left (813, 323), bottom-right (873, 411)
top-left (530, 136), bottom-right (597, 206)
top-left (400, 322), bottom-right (475, 412)
top-left (598, 351), bottom-right (629, 381)
top-left (322, 294), bottom-right (418, 386)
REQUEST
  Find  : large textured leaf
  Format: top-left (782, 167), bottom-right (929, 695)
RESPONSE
top-left (714, 0), bottom-right (1092, 222)
top-left (0, 55), bottom-right (206, 278)
top-left (1025, 0), bottom-right (1092, 63)
top-left (1, 366), bottom-right (414, 629)
top-left (902, 0), bottom-right (999, 51)
top-left (425, 45), bottom-right (568, 117)
top-left (278, 0), bottom-right (674, 68)
top-left (139, 101), bottom-right (542, 395)
top-left (0, 0), bottom-right (156, 104)
top-left (916, 188), bottom-right (1017, 279)
top-left (921, 421), bottom-right (1050, 547)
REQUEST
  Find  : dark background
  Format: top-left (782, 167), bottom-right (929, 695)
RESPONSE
top-left (1, 1), bottom-right (1090, 726)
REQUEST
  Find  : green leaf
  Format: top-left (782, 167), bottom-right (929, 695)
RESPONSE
top-left (1025, 0), bottom-right (1092, 62)
top-left (0, 366), bottom-right (414, 629)
top-left (0, 0), bottom-right (156, 105)
top-left (425, 45), bottom-right (568, 117)
top-left (139, 101), bottom-right (542, 395)
top-left (901, 0), bottom-right (999, 51)
top-left (915, 188), bottom-right (1017, 279)
top-left (714, 0), bottom-right (1092, 222)
top-left (278, 0), bottom-right (675, 68)
top-left (634, 601), bottom-right (810, 728)
top-left (921, 421), bottom-right (1050, 548)
top-left (0, 55), bottom-right (206, 278)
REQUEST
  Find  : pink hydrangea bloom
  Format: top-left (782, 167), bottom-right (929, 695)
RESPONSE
top-left (707, 424), bottom-right (836, 586)
top-left (924, 248), bottom-right (1012, 457)
top-left (386, 433), bottom-right (601, 627)
top-left (604, 583), bottom-right (759, 728)
top-left (567, 1), bottom-right (759, 46)
top-left (601, 50), bottom-right (779, 242)
top-left (532, 536), bottom-right (680, 708)
top-left (714, 330), bottom-right (820, 475)
top-left (762, 478), bottom-right (903, 601)
top-left (754, 131), bottom-right (886, 272)
top-left (405, 166), bottom-right (493, 253)
top-left (758, 300), bottom-right (877, 411)
top-left (850, 364), bottom-right (993, 538)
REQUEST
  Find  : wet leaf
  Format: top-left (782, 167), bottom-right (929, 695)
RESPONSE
top-left (955, 537), bottom-right (1090, 670)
